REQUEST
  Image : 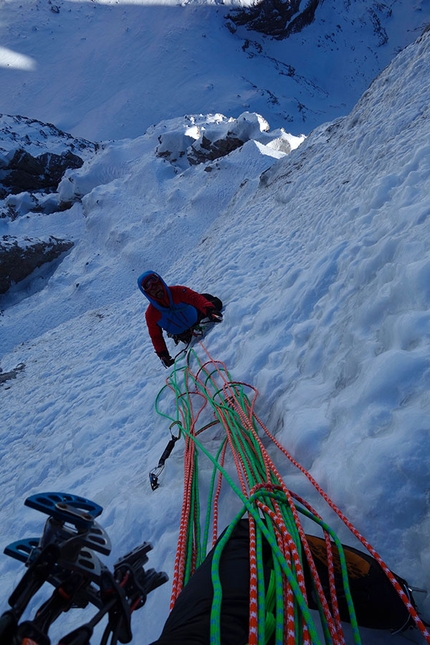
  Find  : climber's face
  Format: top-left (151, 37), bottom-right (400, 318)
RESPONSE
top-left (142, 274), bottom-right (165, 301)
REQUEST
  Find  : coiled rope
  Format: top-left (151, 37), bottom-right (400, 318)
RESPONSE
top-left (154, 343), bottom-right (430, 645)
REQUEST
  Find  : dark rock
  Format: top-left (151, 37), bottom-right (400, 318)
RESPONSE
top-left (226, 0), bottom-right (322, 39)
top-left (188, 134), bottom-right (245, 165)
top-left (0, 113), bottom-right (98, 203)
top-left (9, 149), bottom-right (45, 174)
top-left (1, 148), bottom-right (84, 195)
top-left (0, 363), bottom-right (25, 387)
top-left (0, 235), bottom-right (74, 294)
top-left (368, 7), bottom-right (388, 46)
top-left (155, 113), bottom-right (281, 170)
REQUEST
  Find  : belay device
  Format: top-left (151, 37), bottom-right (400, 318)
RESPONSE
top-left (0, 492), bottom-right (168, 645)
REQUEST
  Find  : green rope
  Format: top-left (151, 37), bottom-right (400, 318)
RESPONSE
top-left (264, 569), bottom-right (277, 644)
top-left (156, 352), bottom-right (364, 645)
top-left (297, 504), bottom-right (361, 645)
top-left (209, 515), bottom-right (241, 645)
top-left (177, 423), bottom-right (323, 645)
top-left (202, 438), bottom-right (228, 556)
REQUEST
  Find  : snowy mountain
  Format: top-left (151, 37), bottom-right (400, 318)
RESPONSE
top-left (1, 0), bottom-right (429, 140)
top-left (1, 1), bottom-right (430, 644)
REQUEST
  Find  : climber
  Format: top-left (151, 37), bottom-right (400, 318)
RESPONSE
top-left (137, 271), bottom-right (223, 368)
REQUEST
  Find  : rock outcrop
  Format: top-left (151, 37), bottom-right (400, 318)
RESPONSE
top-left (1, 148), bottom-right (85, 198)
top-left (0, 114), bottom-right (98, 217)
top-left (0, 235), bottom-right (73, 294)
top-left (0, 363), bottom-right (25, 387)
top-left (0, 114), bottom-right (98, 295)
top-left (226, 0), bottom-right (321, 40)
top-left (155, 112), bottom-right (296, 170)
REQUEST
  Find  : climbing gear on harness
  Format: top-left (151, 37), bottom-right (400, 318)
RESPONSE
top-left (0, 492), bottom-right (168, 645)
top-left (169, 321), bottom-right (208, 346)
top-left (150, 423), bottom-right (182, 490)
top-left (205, 308), bottom-right (223, 323)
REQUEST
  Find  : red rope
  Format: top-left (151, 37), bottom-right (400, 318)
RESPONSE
top-left (170, 433), bottom-right (195, 608)
top-left (248, 516), bottom-right (259, 645)
top-left (253, 410), bottom-right (430, 642)
top-left (196, 343), bottom-right (430, 643)
top-left (194, 352), bottom-right (339, 642)
top-left (212, 440), bottom-right (227, 547)
top-left (192, 351), bottom-right (346, 640)
top-left (167, 343), bottom-right (430, 644)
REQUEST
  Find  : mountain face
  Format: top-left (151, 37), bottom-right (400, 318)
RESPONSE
top-left (1, 0), bottom-right (428, 302)
top-left (0, 0), bottom-right (429, 141)
top-left (225, 0), bottom-right (430, 125)
top-left (227, 0), bottom-right (323, 39)
top-left (0, 115), bottom-right (97, 203)
top-left (226, 0), bottom-right (401, 42)
top-left (1, 22), bottom-right (430, 644)
top-left (0, 115), bottom-right (98, 295)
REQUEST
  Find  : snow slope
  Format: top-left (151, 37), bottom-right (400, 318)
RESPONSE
top-left (1, 4), bottom-right (430, 645)
top-left (1, 27), bottom-right (430, 645)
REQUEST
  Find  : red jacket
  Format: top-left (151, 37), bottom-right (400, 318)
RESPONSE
top-left (145, 286), bottom-right (214, 354)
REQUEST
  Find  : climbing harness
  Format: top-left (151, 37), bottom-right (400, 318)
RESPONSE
top-left (170, 318), bottom-right (215, 361)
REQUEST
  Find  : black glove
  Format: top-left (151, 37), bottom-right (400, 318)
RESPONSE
top-left (206, 307), bottom-right (223, 323)
top-left (158, 351), bottom-right (174, 368)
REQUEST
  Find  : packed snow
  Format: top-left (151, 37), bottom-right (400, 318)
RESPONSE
top-left (1, 1), bottom-right (430, 644)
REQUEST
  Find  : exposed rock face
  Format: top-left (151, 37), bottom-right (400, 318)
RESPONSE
top-left (0, 148), bottom-right (85, 197)
top-left (155, 112), bottom-right (294, 171)
top-left (226, 0), bottom-right (322, 40)
top-left (187, 133), bottom-right (245, 165)
top-left (0, 114), bottom-right (98, 295)
top-left (0, 363), bottom-right (25, 387)
top-left (0, 114), bottom-right (98, 216)
top-left (0, 235), bottom-right (73, 294)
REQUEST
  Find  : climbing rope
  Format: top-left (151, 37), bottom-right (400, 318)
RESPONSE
top-left (154, 343), bottom-right (430, 645)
